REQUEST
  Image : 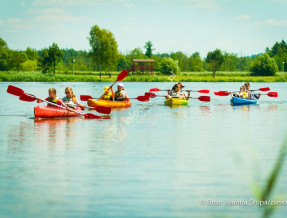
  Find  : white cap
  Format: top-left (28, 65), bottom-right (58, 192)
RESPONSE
top-left (118, 83), bottom-right (124, 87)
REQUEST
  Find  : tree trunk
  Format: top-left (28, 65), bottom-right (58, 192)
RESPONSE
top-left (212, 71), bottom-right (216, 78)
top-left (99, 64), bottom-right (101, 78)
top-left (54, 60), bottom-right (56, 75)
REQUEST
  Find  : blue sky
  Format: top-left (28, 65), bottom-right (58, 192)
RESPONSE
top-left (1, 0), bottom-right (287, 57)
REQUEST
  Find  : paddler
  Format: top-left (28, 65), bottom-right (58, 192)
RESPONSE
top-left (244, 82), bottom-right (261, 99)
top-left (231, 86), bottom-right (247, 98)
top-left (165, 84), bottom-right (190, 99)
top-left (37, 88), bottom-right (68, 108)
top-left (62, 86), bottom-right (85, 110)
top-left (99, 86), bottom-right (115, 101)
top-left (114, 83), bottom-right (129, 101)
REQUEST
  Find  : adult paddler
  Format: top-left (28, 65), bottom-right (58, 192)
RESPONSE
top-left (114, 83), bottom-right (129, 101)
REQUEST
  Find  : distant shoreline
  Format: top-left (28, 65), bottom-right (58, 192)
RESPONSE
top-left (1, 71), bottom-right (286, 82)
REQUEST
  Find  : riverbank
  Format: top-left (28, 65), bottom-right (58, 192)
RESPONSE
top-left (0, 71), bottom-right (286, 82)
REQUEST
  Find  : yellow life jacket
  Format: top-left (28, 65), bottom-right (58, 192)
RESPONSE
top-left (47, 97), bottom-right (60, 107)
top-left (102, 92), bottom-right (113, 100)
top-left (243, 91), bottom-right (247, 99)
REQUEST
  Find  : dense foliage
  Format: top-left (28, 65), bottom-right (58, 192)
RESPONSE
top-left (250, 53), bottom-right (278, 76)
top-left (1, 30), bottom-right (286, 76)
top-left (206, 49), bottom-right (224, 78)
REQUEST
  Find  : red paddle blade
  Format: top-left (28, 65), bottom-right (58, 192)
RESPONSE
top-left (267, 92), bottom-right (278, 97)
top-left (198, 89), bottom-right (210, 94)
top-left (258, 87), bottom-right (270, 92)
top-left (198, 96), bottom-right (211, 102)
top-left (117, 70), bottom-right (128, 81)
top-left (19, 94), bottom-right (36, 102)
top-left (218, 91), bottom-right (231, 96)
top-left (80, 95), bottom-right (93, 101)
top-left (83, 113), bottom-right (103, 119)
top-left (7, 85), bottom-right (25, 96)
top-left (136, 96), bottom-right (150, 102)
top-left (214, 92), bottom-right (219, 95)
top-left (94, 106), bottom-right (111, 114)
top-left (145, 92), bottom-right (157, 98)
top-left (149, 88), bottom-right (161, 92)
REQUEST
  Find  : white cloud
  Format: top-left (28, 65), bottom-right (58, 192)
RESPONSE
top-left (235, 15), bottom-right (251, 20)
top-left (27, 8), bottom-right (64, 15)
top-left (32, 0), bottom-right (130, 6)
top-left (184, 0), bottom-right (220, 10)
top-left (265, 19), bottom-right (287, 26)
top-left (256, 19), bottom-right (287, 26)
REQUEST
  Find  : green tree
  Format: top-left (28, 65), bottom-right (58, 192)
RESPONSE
top-left (189, 52), bottom-right (204, 72)
top-left (39, 43), bottom-right (63, 74)
top-left (266, 40), bottom-right (287, 71)
top-left (21, 60), bottom-right (38, 71)
top-left (0, 38), bottom-right (8, 49)
top-left (144, 41), bottom-right (155, 58)
top-left (88, 25), bottom-right (119, 75)
top-left (170, 51), bottom-right (189, 72)
top-left (11, 51), bottom-right (28, 72)
top-left (25, 47), bottom-right (38, 60)
top-left (250, 53), bottom-right (278, 76)
top-left (49, 43), bottom-right (63, 74)
top-left (205, 49), bottom-right (224, 78)
top-left (0, 38), bottom-right (11, 71)
top-left (221, 52), bottom-right (238, 72)
top-left (160, 57), bottom-right (178, 75)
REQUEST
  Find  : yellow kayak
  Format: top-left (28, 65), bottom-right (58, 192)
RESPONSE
top-left (87, 99), bottom-right (132, 108)
top-left (164, 98), bottom-right (189, 106)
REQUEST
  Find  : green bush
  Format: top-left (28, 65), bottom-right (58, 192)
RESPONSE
top-left (160, 57), bottom-right (178, 75)
top-left (250, 53), bottom-right (278, 76)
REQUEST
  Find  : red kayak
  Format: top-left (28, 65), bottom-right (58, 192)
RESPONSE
top-left (34, 106), bottom-right (82, 118)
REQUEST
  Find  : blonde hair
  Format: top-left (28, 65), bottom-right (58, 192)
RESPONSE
top-left (48, 88), bottom-right (56, 94)
top-left (244, 82), bottom-right (250, 87)
top-left (240, 86), bottom-right (245, 90)
top-left (65, 86), bottom-right (77, 104)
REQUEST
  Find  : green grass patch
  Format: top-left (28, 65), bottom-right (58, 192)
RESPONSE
top-left (0, 71), bottom-right (286, 82)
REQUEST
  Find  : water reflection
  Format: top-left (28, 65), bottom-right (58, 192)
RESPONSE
top-left (231, 104), bottom-right (260, 112)
top-left (34, 118), bottom-right (79, 150)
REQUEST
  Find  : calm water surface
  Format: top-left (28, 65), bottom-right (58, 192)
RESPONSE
top-left (0, 82), bottom-right (287, 217)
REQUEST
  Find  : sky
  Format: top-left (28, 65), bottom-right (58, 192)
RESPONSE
top-left (1, 0), bottom-right (287, 57)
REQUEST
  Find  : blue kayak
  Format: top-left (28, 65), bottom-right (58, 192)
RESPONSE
top-left (230, 97), bottom-right (257, 105)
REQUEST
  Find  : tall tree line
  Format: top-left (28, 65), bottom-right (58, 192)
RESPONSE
top-left (1, 34), bottom-right (286, 74)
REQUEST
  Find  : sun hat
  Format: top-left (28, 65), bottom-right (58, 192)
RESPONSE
top-left (118, 83), bottom-right (124, 87)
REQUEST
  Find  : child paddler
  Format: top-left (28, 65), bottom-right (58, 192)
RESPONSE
top-left (37, 88), bottom-right (68, 108)
top-left (62, 86), bottom-right (85, 110)
top-left (99, 86), bottom-right (115, 101)
top-left (114, 83), bottom-right (129, 101)
top-left (231, 86), bottom-right (247, 98)
top-left (165, 84), bottom-right (190, 99)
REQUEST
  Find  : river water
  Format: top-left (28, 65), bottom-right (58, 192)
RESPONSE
top-left (0, 82), bottom-right (287, 217)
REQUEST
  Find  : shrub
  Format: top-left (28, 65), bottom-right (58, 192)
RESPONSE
top-left (160, 57), bottom-right (178, 75)
top-left (250, 53), bottom-right (278, 76)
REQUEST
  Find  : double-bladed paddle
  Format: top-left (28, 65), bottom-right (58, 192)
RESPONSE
top-left (215, 90), bottom-right (277, 98)
top-left (98, 70), bottom-right (129, 100)
top-left (7, 85), bottom-right (108, 119)
top-left (80, 94), bottom-right (149, 102)
top-left (145, 92), bottom-right (210, 102)
top-left (214, 87), bottom-right (270, 96)
top-left (149, 88), bottom-right (210, 94)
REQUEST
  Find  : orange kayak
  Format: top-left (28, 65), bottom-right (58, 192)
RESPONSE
top-left (87, 99), bottom-right (132, 108)
top-left (34, 106), bottom-right (82, 118)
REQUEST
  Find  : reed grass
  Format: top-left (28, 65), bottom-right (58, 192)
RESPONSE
top-left (0, 71), bottom-right (286, 82)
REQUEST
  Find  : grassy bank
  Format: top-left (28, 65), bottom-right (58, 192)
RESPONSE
top-left (0, 71), bottom-right (286, 82)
